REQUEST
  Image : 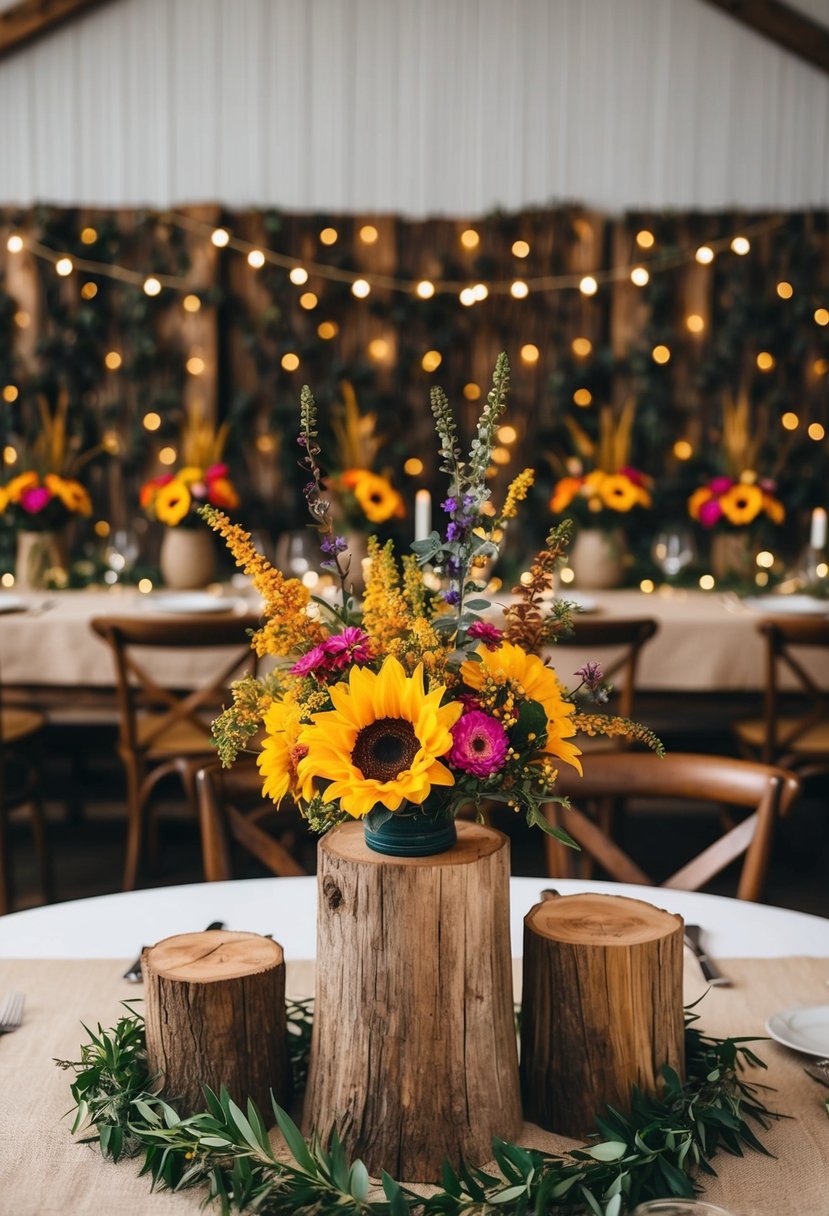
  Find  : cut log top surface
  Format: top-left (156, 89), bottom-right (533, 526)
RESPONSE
top-left (322, 818), bottom-right (506, 866)
top-left (526, 893), bottom-right (682, 945)
top-left (144, 930), bottom-right (284, 982)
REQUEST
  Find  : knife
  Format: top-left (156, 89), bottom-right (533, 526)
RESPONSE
top-left (684, 924), bottom-right (731, 987)
top-left (122, 920), bottom-right (226, 982)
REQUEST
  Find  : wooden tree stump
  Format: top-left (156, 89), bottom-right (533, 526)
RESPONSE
top-left (143, 929), bottom-right (291, 1118)
top-left (520, 893), bottom-right (684, 1137)
top-left (302, 820), bottom-right (522, 1182)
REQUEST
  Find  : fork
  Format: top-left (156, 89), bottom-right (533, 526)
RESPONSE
top-left (0, 991), bottom-right (25, 1034)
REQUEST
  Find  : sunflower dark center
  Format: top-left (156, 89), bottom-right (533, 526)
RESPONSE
top-left (352, 717), bottom-right (419, 782)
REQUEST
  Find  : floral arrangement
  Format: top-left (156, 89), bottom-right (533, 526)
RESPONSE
top-left (327, 382), bottom-right (405, 526)
top-left (549, 402), bottom-right (652, 523)
top-left (204, 354), bottom-right (660, 841)
top-left (0, 394), bottom-right (93, 529)
top-left (141, 407), bottom-right (239, 527)
top-left (687, 388), bottom-right (784, 530)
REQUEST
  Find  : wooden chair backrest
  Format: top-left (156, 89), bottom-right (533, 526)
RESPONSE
top-left (196, 759), bottom-right (305, 880)
top-left (758, 618), bottom-right (829, 763)
top-left (555, 617), bottom-right (658, 718)
top-left (91, 614), bottom-right (260, 754)
top-left (550, 751), bottom-right (800, 901)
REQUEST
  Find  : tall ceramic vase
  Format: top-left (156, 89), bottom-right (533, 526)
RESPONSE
top-left (710, 531), bottom-right (754, 581)
top-left (569, 527), bottom-right (626, 590)
top-left (15, 530), bottom-right (68, 591)
top-left (159, 527), bottom-right (216, 590)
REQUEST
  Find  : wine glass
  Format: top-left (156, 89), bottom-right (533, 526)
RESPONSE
top-left (274, 530), bottom-right (319, 578)
top-left (650, 527), bottom-right (696, 578)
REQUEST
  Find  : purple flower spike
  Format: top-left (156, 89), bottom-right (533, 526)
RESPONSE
top-left (449, 710), bottom-right (509, 778)
top-left (441, 496), bottom-right (457, 513)
top-left (446, 522), bottom-right (463, 542)
top-left (575, 660), bottom-right (604, 692)
top-left (320, 534), bottom-right (347, 555)
top-left (443, 588), bottom-right (461, 605)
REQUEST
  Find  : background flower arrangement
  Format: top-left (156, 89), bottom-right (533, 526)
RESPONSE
top-left (206, 354), bottom-right (661, 848)
top-left (548, 401), bottom-right (652, 529)
top-left (326, 382), bottom-right (405, 529)
top-left (0, 392), bottom-right (94, 530)
top-left (140, 407), bottom-right (239, 528)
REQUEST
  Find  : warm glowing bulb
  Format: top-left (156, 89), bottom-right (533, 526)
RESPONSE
top-left (416, 279), bottom-right (435, 299)
top-left (652, 344), bottom-right (671, 364)
top-left (776, 281), bottom-right (793, 300)
top-left (673, 440), bottom-right (693, 460)
top-left (138, 578), bottom-right (153, 593)
top-left (781, 412), bottom-right (799, 430)
top-left (368, 338), bottom-right (390, 361)
top-left (186, 355), bottom-right (205, 375)
top-left (573, 388), bottom-right (592, 407)
top-left (636, 230), bottom-right (655, 249)
top-left (211, 228), bottom-right (230, 247)
top-left (630, 266), bottom-right (649, 287)
top-left (94, 519), bottom-right (111, 538)
top-left (808, 422), bottom-right (825, 441)
top-left (158, 446), bottom-right (177, 465)
top-left (80, 226), bottom-right (97, 245)
top-left (686, 314), bottom-right (705, 333)
top-left (460, 228), bottom-right (479, 249)
top-left (472, 283), bottom-right (488, 302)
top-left (756, 351), bottom-right (775, 371)
top-left (403, 458), bottom-right (424, 476)
top-left (183, 293), bottom-right (201, 312)
top-left (289, 267), bottom-right (308, 286)
top-left (255, 434), bottom-right (276, 454)
top-left (815, 359), bottom-right (829, 376)
top-left (6, 234), bottom-right (23, 253)
top-left (104, 351), bottom-right (122, 370)
top-left (14, 310), bottom-right (30, 327)
top-left (497, 425), bottom-right (517, 444)
top-left (459, 287), bottom-right (476, 306)
top-left (2, 385), bottom-right (18, 403)
top-left (521, 343), bottom-right (540, 364)
top-left (3, 446), bottom-right (17, 465)
top-left (0, 573), bottom-right (13, 587)
top-left (510, 280), bottom-right (529, 299)
top-left (81, 282), bottom-right (97, 300)
top-left (143, 276), bottom-right (161, 296)
top-left (491, 446), bottom-right (510, 465)
top-left (463, 383), bottom-right (481, 400)
top-left (579, 275), bottom-right (598, 296)
top-left (572, 337), bottom-right (592, 357)
top-left (817, 562), bottom-right (829, 578)
top-left (421, 350), bottom-right (442, 372)
top-left (55, 257), bottom-right (73, 276)
top-left (699, 574), bottom-right (715, 590)
top-left (299, 292), bottom-right (318, 310)
top-left (351, 279), bottom-right (370, 298)
top-left (559, 566), bottom-right (575, 584)
top-left (756, 551), bottom-right (774, 569)
top-left (281, 352), bottom-right (300, 371)
top-left (359, 224), bottom-right (379, 244)
top-left (731, 236), bottom-right (750, 255)
top-left (695, 245), bottom-right (714, 265)
top-left (317, 321), bottom-right (338, 339)
top-left (319, 227), bottom-right (338, 245)
top-left (247, 249), bottom-right (265, 269)
top-left (815, 308), bottom-right (829, 326)
top-left (512, 240), bottom-right (530, 258)
top-left (640, 579), bottom-right (655, 593)
top-left (143, 411), bottom-right (161, 431)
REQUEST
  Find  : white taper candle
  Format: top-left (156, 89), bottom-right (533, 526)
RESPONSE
top-left (810, 507), bottom-right (827, 550)
top-left (414, 489), bottom-right (432, 543)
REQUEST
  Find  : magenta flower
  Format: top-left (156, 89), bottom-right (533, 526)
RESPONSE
top-left (575, 661), bottom-right (604, 693)
top-left (20, 486), bottom-right (52, 514)
top-left (698, 498), bottom-right (724, 529)
top-left (205, 463), bottom-right (228, 481)
top-left (709, 476), bottom-right (733, 496)
top-left (449, 710), bottom-right (509, 778)
top-left (467, 621), bottom-right (503, 650)
top-left (322, 627), bottom-right (374, 669)
top-left (290, 645), bottom-right (329, 677)
top-left (619, 465), bottom-right (645, 486)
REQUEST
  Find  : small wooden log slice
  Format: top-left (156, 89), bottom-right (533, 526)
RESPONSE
top-left (520, 893), bottom-right (684, 1137)
top-left (302, 820), bottom-right (522, 1182)
top-left (143, 929), bottom-right (291, 1118)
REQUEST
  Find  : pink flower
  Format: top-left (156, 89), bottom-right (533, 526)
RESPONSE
top-left (152, 473), bottom-right (174, 488)
top-left (449, 710), bottom-right (509, 778)
top-left (190, 482), bottom-right (208, 500)
top-left (709, 476), bottom-right (733, 496)
top-left (290, 645), bottom-right (329, 677)
top-left (467, 621), bottom-right (503, 650)
top-left (20, 486), bottom-right (52, 514)
top-left (698, 498), bottom-right (724, 529)
top-left (205, 463), bottom-right (228, 481)
top-left (322, 627), bottom-right (373, 669)
top-left (619, 465), bottom-right (645, 486)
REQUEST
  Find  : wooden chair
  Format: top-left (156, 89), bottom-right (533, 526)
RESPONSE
top-left (91, 613), bottom-right (260, 891)
top-left (196, 758), bottom-right (307, 880)
top-left (554, 616), bottom-right (658, 720)
top-left (545, 751), bottom-right (800, 902)
top-left (0, 685), bottom-right (52, 915)
top-left (733, 618), bottom-right (829, 777)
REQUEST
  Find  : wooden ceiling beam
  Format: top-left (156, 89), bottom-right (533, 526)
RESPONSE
top-left (0, 0), bottom-right (112, 61)
top-left (700, 0), bottom-right (829, 76)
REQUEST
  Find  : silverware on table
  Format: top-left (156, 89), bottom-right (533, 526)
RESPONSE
top-left (122, 920), bottom-right (226, 982)
top-left (0, 991), bottom-right (25, 1033)
top-left (684, 923), bottom-right (731, 987)
top-left (804, 1058), bottom-right (829, 1089)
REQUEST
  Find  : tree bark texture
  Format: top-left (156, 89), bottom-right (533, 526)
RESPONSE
top-left (520, 893), bottom-right (684, 1137)
top-left (302, 820), bottom-right (522, 1182)
top-left (142, 929), bottom-right (291, 1119)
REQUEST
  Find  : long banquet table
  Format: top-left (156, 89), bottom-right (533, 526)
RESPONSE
top-left (1, 877), bottom-right (828, 1215)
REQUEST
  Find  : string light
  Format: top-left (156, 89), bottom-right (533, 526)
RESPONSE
top-left (652, 344), bottom-right (671, 364)
top-left (579, 275), bottom-right (598, 296)
top-left (403, 457), bottom-right (423, 476)
top-left (636, 230), bottom-right (655, 249)
top-left (2, 385), bottom-right (18, 403)
top-left (94, 520), bottom-right (110, 537)
top-left (755, 571), bottom-right (769, 587)
top-left (756, 551), bottom-right (774, 569)
top-left (472, 283), bottom-right (488, 301)
top-left (80, 227), bottom-right (97, 245)
top-left (281, 352), bottom-right (300, 371)
top-left (14, 310), bottom-right (30, 327)
top-left (421, 350), bottom-right (442, 372)
top-left (520, 343), bottom-right (540, 364)
top-left (158, 446), bottom-right (177, 465)
top-left (463, 383), bottom-right (481, 400)
top-left (510, 280), bottom-right (529, 299)
top-left (781, 412), bottom-right (799, 430)
top-left (818, 563), bottom-right (829, 578)
top-left (351, 279), bottom-right (370, 298)
top-left (573, 388), bottom-right (592, 406)
top-left (368, 338), bottom-right (390, 362)
top-left (640, 579), bottom-right (655, 593)
top-left (143, 276), bottom-right (161, 296)
top-left (814, 358), bottom-right (829, 375)
top-left (459, 287), bottom-right (476, 306)
top-left (815, 308), bottom-right (829, 326)
top-left (686, 314), bottom-right (705, 333)
top-left (776, 281), bottom-right (793, 299)
top-left (756, 351), bottom-right (775, 371)
top-left (359, 225), bottom-right (379, 244)
top-left (6, 234), bottom-right (23, 253)
top-left (104, 351), bottom-right (122, 370)
top-left (247, 249), bottom-right (265, 269)
top-left (299, 292), bottom-right (318, 310)
top-left (55, 256), bottom-right (73, 276)
top-left (512, 240), bottom-right (530, 257)
top-left (731, 235), bottom-right (750, 255)
top-left (255, 434), bottom-right (277, 453)
top-left (673, 440), bottom-right (693, 459)
top-left (186, 355), bottom-right (205, 375)
top-left (695, 245), bottom-right (714, 265)
top-left (491, 446), bottom-right (510, 465)
top-left (460, 228), bottom-right (479, 249)
top-left (559, 566), bottom-right (575, 584)
top-left (183, 294), bottom-right (201, 312)
top-left (630, 266), bottom-right (649, 286)
top-left (138, 578), bottom-right (153, 593)
top-left (211, 228), bottom-right (230, 247)
top-left (317, 321), bottom-right (338, 339)
top-left (416, 280), bottom-right (435, 299)
top-left (808, 422), bottom-right (825, 441)
top-left (1, 573), bottom-right (14, 587)
top-left (289, 267), bottom-right (308, 286)
top-left (572, 337), bottom-right (592, 357)
top-left (81, 282), bottom-right (97, 299)
top-left (699, 574), bottom-right (715, 590)
top-left (497, 425), bottom-right (517, 444)
top-left (143, 411), bottom-right (161, 431)
top-left (4, 446), bottom-right (17, 464)
top-left (319, 227), bottom-right (338, 245)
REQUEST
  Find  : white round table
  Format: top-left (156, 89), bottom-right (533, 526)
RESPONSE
top-left (1, 877), bottom-right (826, 960)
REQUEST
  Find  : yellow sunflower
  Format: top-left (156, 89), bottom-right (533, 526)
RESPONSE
top-left (297, 656), bottom-right (462, 818)
top-left (719, 482), bottom-right (764, 526)
top-left (549, 476), bottom-right (582, 514)
top-left (459, 642), bottom-right (582, 774)
top-left (258, 698), bottom-right (314, 805)
top-left (45, 474), bottom-right (92, 516)
top-left (5, 471), bottom-right (38, 503)
top-left (351, 472), bottom-right (405, 524)
top-left (177, 466), bottom-right (204, 486)
top-left (599, 473), bottom-right (640, 513)
top-left (155, 479), bottom-right (192, 525)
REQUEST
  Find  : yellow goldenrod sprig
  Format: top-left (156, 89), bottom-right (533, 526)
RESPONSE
top-left (498, 467), bottom-right (535, 522)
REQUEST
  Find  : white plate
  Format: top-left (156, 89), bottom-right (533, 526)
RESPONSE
top-left (765, 1004), bottom-right (829, 1057)
top-left (150, 593), bottom-right (235, 615)
top-left (0, 595), bottom-right (27, 614)
top-left (742, 595), bottom-right (829, 616)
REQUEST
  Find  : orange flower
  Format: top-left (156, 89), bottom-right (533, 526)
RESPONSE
top-left (549, 476), bottom-right (582, 514)
top-left (45, 474), bottom-right (92, 516)
top-left (762, 494), bottom-right (785, 524)
top-left (5, 471), bottom-right (38, 504)
top-left (207, 476), bottom-right (240, 510)
top-left (688, 487), bottom-right (713, 521)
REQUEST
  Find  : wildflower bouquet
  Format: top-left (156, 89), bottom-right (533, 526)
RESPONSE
top-left (326, 382), bottom-right (404, 526)
top-left (141, 407), bottom-right (239, 527)
top-left (205, 355), bottom-right (660, 847)
top-left (549, 401), bottom-right (652, 525)
top-left (0, 393), bottom-right (94, 529)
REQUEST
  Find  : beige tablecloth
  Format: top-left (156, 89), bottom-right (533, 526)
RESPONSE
top-left (0, 956), bottom-right (827, 1215)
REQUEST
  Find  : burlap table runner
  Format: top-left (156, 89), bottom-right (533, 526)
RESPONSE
top-left (0, 956), bottom-right (827, 1215)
